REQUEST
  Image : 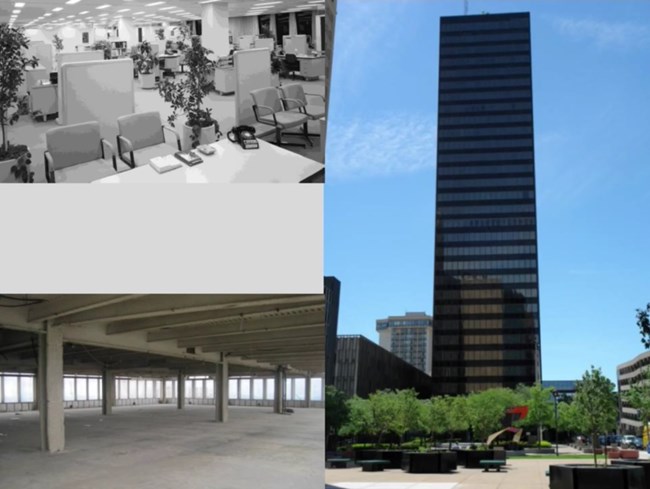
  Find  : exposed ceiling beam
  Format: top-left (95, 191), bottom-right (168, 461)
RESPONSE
top-left (200, 335), bottom-right (324, 352)
top-left (173, 323), bottom-right (322, 347)
top-left (106, 295), bottom-right (323, 334)
top-left (28, 295), bottom-right (144, 323)
top-left (51, 294), bottom-right (307, 326)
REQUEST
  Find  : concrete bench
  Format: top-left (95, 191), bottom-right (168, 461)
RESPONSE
top-left (480, 460), bottom-right (506, 472)
top-left (327, 458), bottom-right (351, 468)
top-left (358, 460), bottom-right (390, 472)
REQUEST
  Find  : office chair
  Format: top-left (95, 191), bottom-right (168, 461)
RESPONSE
top-left (44, 121), bottom-right (117, 183)
top-left (283, 54), bottom-right (300, 80)
top-left (280, 83), bottom-right (325, 138)
top-left (250, 87), bottom-right (311, 148)
top-left (116, 111), bottom-right (181, 168)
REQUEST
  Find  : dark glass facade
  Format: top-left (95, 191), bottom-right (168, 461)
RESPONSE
top-left (432, 12), bottom-right (541, 395)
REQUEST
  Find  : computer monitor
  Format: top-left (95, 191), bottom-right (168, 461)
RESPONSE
top-left (50, 71), bottom-right (58, 85)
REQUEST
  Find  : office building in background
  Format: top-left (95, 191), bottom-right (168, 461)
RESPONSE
top-left (334, 335), bottom-right (433, 398)
top-left (432, 12), bottom-right (541, 395)
top-left (376, 312), bottom-right (433, 375)
top-left (325, 276), bottom-right (341, 385)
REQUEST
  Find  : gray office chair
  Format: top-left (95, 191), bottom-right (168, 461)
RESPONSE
top-left (280, 83), bottom-right (325, 138)
top-left (116, 111), bottom-right (181, 168)
top-left (44, 121), bottom-right (117, 183)
top-left (250, 87), bottom-right (311, 147)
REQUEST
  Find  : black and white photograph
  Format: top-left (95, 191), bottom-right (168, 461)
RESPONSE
top-left (0, 0), bottom-right (331, 183)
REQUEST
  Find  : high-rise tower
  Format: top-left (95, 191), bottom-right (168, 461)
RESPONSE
top-left (432, 12), bottom-right (541, 395)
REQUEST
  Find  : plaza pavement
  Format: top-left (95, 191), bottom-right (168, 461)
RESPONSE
top-left (326, 445), bottom-right (650, 489)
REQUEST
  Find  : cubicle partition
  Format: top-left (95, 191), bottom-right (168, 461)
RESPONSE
top-left (58, 58), bottom-right (135, 142)
top-left (237, 35), bottom-right (254, 50)
top-left (56, 50), bottom-right (104, 70)
top-left (28, 42), bottom-right (54, 73)
top-left (254, 38), bottom-right (274, 52)
top-left (283, 35), bottom-right (308, 55)
top-left (234, 48), bottom-right (272, 126)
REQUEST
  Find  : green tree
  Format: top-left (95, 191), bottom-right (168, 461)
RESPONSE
top-left (325, 386), bottom-right (349, 447)
top-left (424, 396), bottom-right (450, 445)
top-left (516, 383), bottom-right (555, 448)
top-left (557, 401), bottom-right (582, 435)
top-left (392, 389), bottom-right (424, 446)
top-left (636, 303), bottom-right (650, 348)
top-left (339, 396), bottom-right (372, 439)
top-left (623, 368), bottom-right (650, 440)
top-left (467, 388), bottom-right (521, 443)
top-left (368, 390), bottom-right (399, 446)
top-left (573, 366), bottom-right (618, 467)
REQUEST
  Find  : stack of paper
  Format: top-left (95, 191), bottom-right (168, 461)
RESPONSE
top-left (150, 155), bottom-right (182, 174)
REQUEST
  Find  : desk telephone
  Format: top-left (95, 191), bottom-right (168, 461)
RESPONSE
top-left (227, 125), bottom-right (259, 150)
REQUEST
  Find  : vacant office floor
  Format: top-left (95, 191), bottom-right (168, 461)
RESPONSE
top-left (12, 76), bottom-right (325, 182)
top-left (0, 405), bottom-right (324, 489)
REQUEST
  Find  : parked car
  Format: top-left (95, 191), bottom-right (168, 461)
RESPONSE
top-left (622, 435), bottom-right (637, 448)
top-left (634, 437), bottom-right (644, 449)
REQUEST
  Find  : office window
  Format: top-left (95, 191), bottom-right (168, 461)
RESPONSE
top-left (194, 380), bottom-right (203, 398)
top-left (76, 378), bottom-right (87, 400)
top-left (293, 379), bottom-right (305, 400)
top-left (155, 380), bottom-right (161, 398)
top-left (165, 380), bottom-right (174, 399)
top-left (88, 378), bottom-right (99, 400)
top-left (64, 377), bottom-right (75, 402)
top-left (285, 378), bottom-right (292, 400)
top-left (138, 380), bottom-right (146, 399)
top-left (184, 379), bottom-right (193, 399)
top-left (240, 379), bottom-right (250, 399)
top-left (253, 379), bottom-right (264, 400)
top-left (228, 379), bottom-right (238, 399)
top-left (145, 380), bottom-right (154, 398)
top-left (129, 379), bottom-right (137, 399)
top-left (205, 379), bottom-right (214, 399)
top-left (275, 14), bottom-right (290, 46)
top-left (258, 14), bottom-right (271, 37)
top-left (265, 379), bottom-right (275, 400)
top-left (19, 376), bottom-right (34, 403)
top-left (296, 11), bottom-right (313, 42)
top-left (119, 379), bottom-right (129, 399)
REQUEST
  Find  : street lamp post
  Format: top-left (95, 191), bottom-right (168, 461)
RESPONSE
top-left (553, 391), bottom-right (559, 456)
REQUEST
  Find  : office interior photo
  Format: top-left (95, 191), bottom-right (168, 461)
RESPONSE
top-left (0, 294), bottom-right (325, 488)
top-left (0, 0), bottom-right (332, 183)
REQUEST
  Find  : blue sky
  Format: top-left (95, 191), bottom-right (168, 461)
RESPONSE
top-left (324, 0), bottom-right (650, 383)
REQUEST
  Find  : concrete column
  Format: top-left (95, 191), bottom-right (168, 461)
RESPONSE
top-left (117, 17), bottom-right (138, 48)
top-left (289, 13), bottom-right (298, 36)
top-left (101, 369), bottom-right (115, 415)
top-left (305, 374), bottom-right (311, 408)
top-left (38, 322), bottom-right (64, 452)
top-left (161, 378), bottom-right (166, 403)
top-left (177, 371), bottom-right (184, 410)
top-left (201, 2), bottom-right (230, 58)
top-left (215, 354), bottom-right (228, 423)
top-left (273, 366), bottom-right (285, 414)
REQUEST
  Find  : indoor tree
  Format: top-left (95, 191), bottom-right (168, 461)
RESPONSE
top-left (0, 23), bottom-right (37, 181)
top-left (158, 35), bottom-right (220, 149)
top-left (573, 366), bottom-right (618, 467)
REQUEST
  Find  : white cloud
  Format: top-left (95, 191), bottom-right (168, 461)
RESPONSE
top-left (552, 17), bottom-right (650, 48)
top-left (326, 113), bottom-right (437, 180)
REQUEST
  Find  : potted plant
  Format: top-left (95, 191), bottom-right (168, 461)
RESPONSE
top-left (549, 367), bottom-right (644, 489)
top-left (158, 36), bottom-right (220, 150)
top-left (0, 24), bottom-right (37, 183)
top-left (155, 28), bottom-right (165, 41)
top-left (270, 52), bottom-right (282, 87)
top-left (132, 41), bottom-right (158, 89)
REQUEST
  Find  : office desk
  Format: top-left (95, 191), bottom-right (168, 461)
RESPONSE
top-left (297, 56), bottom-right (325, 80)
top-left (30, 83), bottom-right (58, 121)
top-left (93, 139), bottom-right (324, 183)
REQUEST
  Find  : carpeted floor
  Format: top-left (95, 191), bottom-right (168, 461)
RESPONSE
top-left (10, 74), bottom-right (324, 183)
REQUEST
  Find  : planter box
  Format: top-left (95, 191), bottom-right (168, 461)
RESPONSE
top-left (456, 450), bottom-right (495, 469)
top-left (550, 464), bottom-right (645, 489)
top-left (620, 450), bottom-right (640, 460)
top-left (524, 447), bottom-right (556, 454)
top-left (377, 450), bottom-right (404, 469)
top-left (402, 451), bottom-right (457, 473)
top-left (612, 460), bottom-right (650, 489)
top-left (354, 449), bottom-right (381, 462)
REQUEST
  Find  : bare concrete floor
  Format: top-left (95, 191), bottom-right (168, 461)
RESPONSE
top-left (0, 405), bottom-right (324, 489)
